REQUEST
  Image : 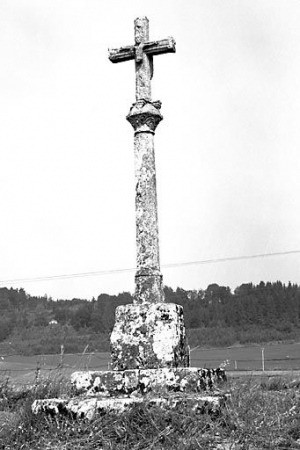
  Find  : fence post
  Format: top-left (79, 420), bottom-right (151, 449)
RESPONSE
top-left (60, 344), bottom-right (64, 367)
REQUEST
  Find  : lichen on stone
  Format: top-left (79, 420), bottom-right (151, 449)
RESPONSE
top-left (110, 303), bottom-right (189, 370)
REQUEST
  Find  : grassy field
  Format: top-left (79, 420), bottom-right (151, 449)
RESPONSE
top-left (0, 342), bottom-right (300, 448)
top-left (0, 352), bottom-right (110, 386)
top-left (191, 341), bottom-right (300, 371)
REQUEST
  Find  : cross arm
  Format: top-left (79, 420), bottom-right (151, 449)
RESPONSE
top-left (108, 37), bottom-right (176, 64)
top-left (108, 45), bottom-right (135, 63)
top-left (143, 37), bottom-right (176, 56)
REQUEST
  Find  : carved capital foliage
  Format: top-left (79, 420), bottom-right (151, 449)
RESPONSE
top-left (127, 99), bottom-right (163, 133)
top-left (127, 113), bottom-right (162, 133)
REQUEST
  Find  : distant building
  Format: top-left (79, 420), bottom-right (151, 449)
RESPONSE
top-left (49, 319), bottom-right (58, 325)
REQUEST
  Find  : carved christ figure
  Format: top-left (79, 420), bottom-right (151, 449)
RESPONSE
top-left (109, 17), bottom-right (175, 101)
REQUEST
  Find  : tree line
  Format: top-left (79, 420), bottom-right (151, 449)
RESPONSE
top-left (0, 281), bottom-right (299, 354)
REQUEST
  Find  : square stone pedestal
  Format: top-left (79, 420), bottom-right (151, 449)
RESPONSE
top-left (32, 302), bottom-right (227, 419)
top-left (110, 302), bottom-right (190, 370)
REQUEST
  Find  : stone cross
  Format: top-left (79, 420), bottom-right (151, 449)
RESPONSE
top-left (109, 17), bottom-right (176, 304)
top-left (109, 16), bottom-right (175, 101)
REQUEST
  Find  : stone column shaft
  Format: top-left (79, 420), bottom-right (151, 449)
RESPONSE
top-left (127, 99), bottom-right (165, 304)
top-left (134, 131), bottom-right (163, 303)
top-left (134, 131), bottom-right (159, 271)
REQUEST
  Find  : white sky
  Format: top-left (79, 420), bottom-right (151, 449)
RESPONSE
top-left (1, 0), bottom-right (300, 300)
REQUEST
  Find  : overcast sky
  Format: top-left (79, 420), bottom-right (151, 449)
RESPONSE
top-left (1, 0), bottom-right (300, 299)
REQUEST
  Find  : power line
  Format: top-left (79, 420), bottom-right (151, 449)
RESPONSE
top-left (0, 249), bottom-right (299, 285)
top-left (0, 267), bottom-right (135, 285)
top-left (163, 249), bottom-right (300, 268)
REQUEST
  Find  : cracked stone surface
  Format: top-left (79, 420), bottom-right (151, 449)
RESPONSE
top-left (32, 393), bottom-right (226, 420)
top-left (71, 367), bottom-right (227, 397)
top-left (33, 367), bottom-right (227, 419)
top-left (110, 303), bottom-right (189, 370)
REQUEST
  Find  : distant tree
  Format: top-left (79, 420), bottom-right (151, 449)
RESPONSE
top-left (33, 304), bottom-right (52, 327)
top-left (71, 303), bottom-right (93, 330)
top-left (0, 316), bottom-right (14, 342)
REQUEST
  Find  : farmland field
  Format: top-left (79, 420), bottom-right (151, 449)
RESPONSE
top-left (0, 352), bottom-right (110, 385)
top-left (191, 341), bottom-right (300, 371)
top-left (0, 341), bottom-right (300, 385)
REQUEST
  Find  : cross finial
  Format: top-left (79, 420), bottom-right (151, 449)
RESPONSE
top-left (108, 17), bottom-right (176, 101)
top-left (135, 16), bottom-right (149, 45)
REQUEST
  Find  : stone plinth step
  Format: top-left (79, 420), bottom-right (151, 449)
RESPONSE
top-left (71, 367), bottom-right (227, 397)
top-left (32, 393), bottom-right (226, 420)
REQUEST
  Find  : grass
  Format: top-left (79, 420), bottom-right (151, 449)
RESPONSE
top-left (0, 371), bottom-right (300, 449)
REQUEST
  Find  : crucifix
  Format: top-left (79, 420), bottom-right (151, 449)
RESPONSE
top-left (108, 17), bottom-right (176, 304)
top-left (109, 16), bottom-right (175, 101)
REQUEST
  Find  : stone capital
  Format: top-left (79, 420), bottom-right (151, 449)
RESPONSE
top-left (126, 99), bottom-right (163, 133)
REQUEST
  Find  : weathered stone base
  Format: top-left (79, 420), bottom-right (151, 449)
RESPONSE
top-left (110, 302), bottom-right (189, 370)
top-left (71, 367), bottom-right (227, 396)
top-left (32, 393), bottom-right (226, 420)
